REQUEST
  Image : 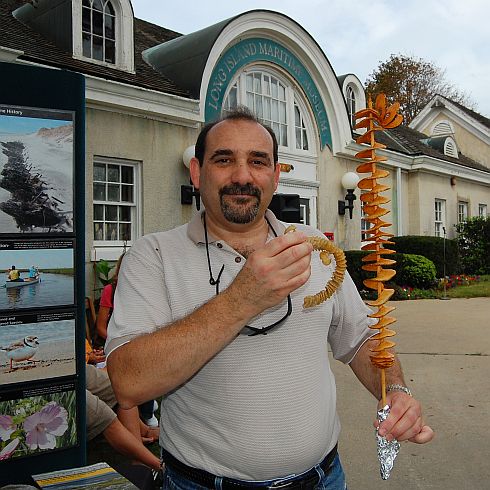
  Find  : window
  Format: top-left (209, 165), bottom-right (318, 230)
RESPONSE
top-left (93, 159), bottom-right (139, 245)
top-left (479, 204), bottom-right (488, 217)
top-left (444, 137), bottom-right (458, 159)
top-left (434, 199), bottom-right (446, 237)
top-left (346, 85), bottom-right (356, 127)
top-left (223, 69), bottom-right (312, 153)
top-left (361, 192), bottom-right (372, 241)
top-left (73, 0), bottom-right (134, 72)
top-left (82, 0), bottom-right (116, 63)
top-left (458, 201), bottom-right (468, 223)
top-left (294, 103), bottom-right (309, 151)
top-left (299, 198), bottom-right (310, 225)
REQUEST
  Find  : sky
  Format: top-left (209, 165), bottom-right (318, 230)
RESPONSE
top-left (0, 116), bottom-right (69, 135)
top-left (0, 249), bottom-right (73, 270)
top-left (131, 0), bottom-right (490, 118)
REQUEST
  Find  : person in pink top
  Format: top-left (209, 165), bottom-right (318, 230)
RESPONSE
top-left (96, 254), bottom-right (125, 341)
top-left (97, 254), bottom-right (159, 427)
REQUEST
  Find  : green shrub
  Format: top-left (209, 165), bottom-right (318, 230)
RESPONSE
top-left (391, 235), bottom-right (459, 278)
top-left (455, 217), bottom-right (490, 275)
top-left (397, 254), bottom-right (437, 288)
top-left (345, 250), bottom-right (436, 290)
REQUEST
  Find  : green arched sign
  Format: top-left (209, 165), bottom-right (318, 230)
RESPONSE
top-left (205, 37), bottom-right (332, 149)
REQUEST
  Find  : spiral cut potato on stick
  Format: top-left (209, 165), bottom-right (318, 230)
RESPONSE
top-left (354, 94), bottom-right (403, 406)
top-left (284, 225), bottom-right (346, 307)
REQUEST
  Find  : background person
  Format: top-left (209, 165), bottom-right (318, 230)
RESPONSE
top-left (96, 255), bottom-right (159, 428)
top-left (7, 266), bottom-right (22, 282)
top-left (106, 108), bottom-right (433, 489)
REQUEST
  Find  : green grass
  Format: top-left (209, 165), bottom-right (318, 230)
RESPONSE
top-left (435, 274), bottom-right (490, 298)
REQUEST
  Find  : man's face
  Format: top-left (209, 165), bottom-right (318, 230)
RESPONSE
top-left (190, 119), bottom-right (280, 226)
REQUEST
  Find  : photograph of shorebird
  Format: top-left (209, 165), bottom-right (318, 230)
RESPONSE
top-left (0, 335), bottom-right (39, 370)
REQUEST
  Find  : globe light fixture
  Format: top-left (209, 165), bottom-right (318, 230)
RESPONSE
top-left (338, 171), bottom-right (360, 219)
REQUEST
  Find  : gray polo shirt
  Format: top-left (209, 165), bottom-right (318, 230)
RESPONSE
top-left (106, 210), bottom-right (374, 481)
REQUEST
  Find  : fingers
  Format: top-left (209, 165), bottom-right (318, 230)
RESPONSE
top-left (409, 424), bottom-right (435, 444)
top-left (375, 393), bottom-right (434, 444)
top-left (263, 230), bottom-right (310, 258)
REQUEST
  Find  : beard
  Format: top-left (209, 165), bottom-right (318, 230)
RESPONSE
top-left (219, 183), bottom-right (262, 224)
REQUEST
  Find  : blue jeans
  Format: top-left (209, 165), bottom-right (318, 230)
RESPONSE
top-left (162, 454), bottom-right (347, 490)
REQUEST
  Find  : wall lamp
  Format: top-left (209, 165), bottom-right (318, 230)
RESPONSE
top-left (180, 145), bottom-right (200, 210)
top-left (338, 171), bottom-right (360, 219)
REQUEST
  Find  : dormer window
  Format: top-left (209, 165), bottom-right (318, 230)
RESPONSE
top-left (82, 0), bottom-right (115, 63)
top-left (444, 137), bottom-right (458, 158)
top-left (432, 120), bottom-right (454, 136)
top-left (73, 0), bottom-right (134, 72)
top-left (346, 85), bottom-right (356, 127)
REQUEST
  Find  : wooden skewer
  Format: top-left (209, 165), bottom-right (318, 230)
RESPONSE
top-left (354, 94), bottom-right (403, 406)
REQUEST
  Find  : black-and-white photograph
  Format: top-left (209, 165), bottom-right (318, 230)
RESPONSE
top-left (0, 105), bottom-right (74, 235)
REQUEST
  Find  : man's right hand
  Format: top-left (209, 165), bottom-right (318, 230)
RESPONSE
top-left (229, 231), bottom-right (313, 318)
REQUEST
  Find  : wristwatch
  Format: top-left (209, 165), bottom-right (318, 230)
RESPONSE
top-left (386, 384), bottom-right (412, 397)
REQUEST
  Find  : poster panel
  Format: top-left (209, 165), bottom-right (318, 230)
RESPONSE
top-left (0, 380), bottom-right (78, 462)
top-left (0, 105), bottom-right (74, 235)
top-left (0, 310), bottom-right (76, 385)
top-left (0, 239), bottom-right (75, 312)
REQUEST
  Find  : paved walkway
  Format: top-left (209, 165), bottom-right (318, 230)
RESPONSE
top-left (329, 297), bottom-right (490, 490)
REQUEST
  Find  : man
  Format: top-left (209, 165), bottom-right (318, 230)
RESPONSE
top-left (106, 108), bottom-right (433, 489)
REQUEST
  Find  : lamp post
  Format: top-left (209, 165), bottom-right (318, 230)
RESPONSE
top-left (441, 226), bottom-right (450, 300)
top-left (181, 145), bottom-right (200, 210)
top-left (338, 172), bottom-right (360, 219)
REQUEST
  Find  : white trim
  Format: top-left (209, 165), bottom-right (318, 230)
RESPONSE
top-left (0, 47), bottom-right (24, 62)
top-left (72, 0), bottom-right (135, 73)
top-left (10, 54), bottom-right (201, 127)
top-left (410, 95), bottom-right (490, 147)
top-left (278, 177), bottom-right (320, 188)
top-left (343, 140), bottom-right (490, 184)
top-left (199, 11), bottom-right (353, 154)
top-left (396, 167), bottom-right (402, 235)
top-left (339, 74), bottom-right (366, 130)
top-left (85, 75), bottom-right (200, 127)
top-left (412, 156), bottom-right (490, 185)
top-left (434, 198), bottom-right (446, 237)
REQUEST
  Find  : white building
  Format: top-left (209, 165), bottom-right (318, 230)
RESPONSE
top-left (1, 1), bottom-right (488, 295)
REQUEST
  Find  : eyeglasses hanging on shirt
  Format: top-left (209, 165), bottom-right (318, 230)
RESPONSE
top-left (203, 213), bottom-right (292, 336)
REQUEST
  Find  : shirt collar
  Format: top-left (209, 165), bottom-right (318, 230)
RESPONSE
top-left (186, 209), bottom-right (286, 245)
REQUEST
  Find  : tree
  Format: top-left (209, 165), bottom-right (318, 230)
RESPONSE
top-left (365, 54), bottom-right (474, 124)
top-left (455, 216), bottom-right (490, 275)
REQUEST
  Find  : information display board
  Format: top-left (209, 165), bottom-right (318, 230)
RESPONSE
top-left (0, 62), bottom-right (85, 485)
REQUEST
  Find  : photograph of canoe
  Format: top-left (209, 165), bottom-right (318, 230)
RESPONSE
top-left (0, 246), bottom-right (74, 311)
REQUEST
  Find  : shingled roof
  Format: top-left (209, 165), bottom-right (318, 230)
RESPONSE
top-left (376, 125), bottom-right (490, 173)
top-left (437, 95), bottom-right (490, 130)
top-left (0, 0), bottom-right (191, 98)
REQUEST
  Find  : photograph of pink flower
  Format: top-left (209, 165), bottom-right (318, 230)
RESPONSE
top-left (23, 401), bottom-right (68, 451)
top-left (0, 389), bottom-right (76, 461)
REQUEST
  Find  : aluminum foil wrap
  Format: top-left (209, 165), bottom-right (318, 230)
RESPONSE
top-left (376, 404), bottom-right (400, 480)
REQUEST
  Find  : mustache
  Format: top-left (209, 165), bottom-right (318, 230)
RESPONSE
top-left (219, 184), bottom-right (261, 198)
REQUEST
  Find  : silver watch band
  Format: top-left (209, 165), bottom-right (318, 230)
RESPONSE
top-left (386, 384), bottom-right (412, 397)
